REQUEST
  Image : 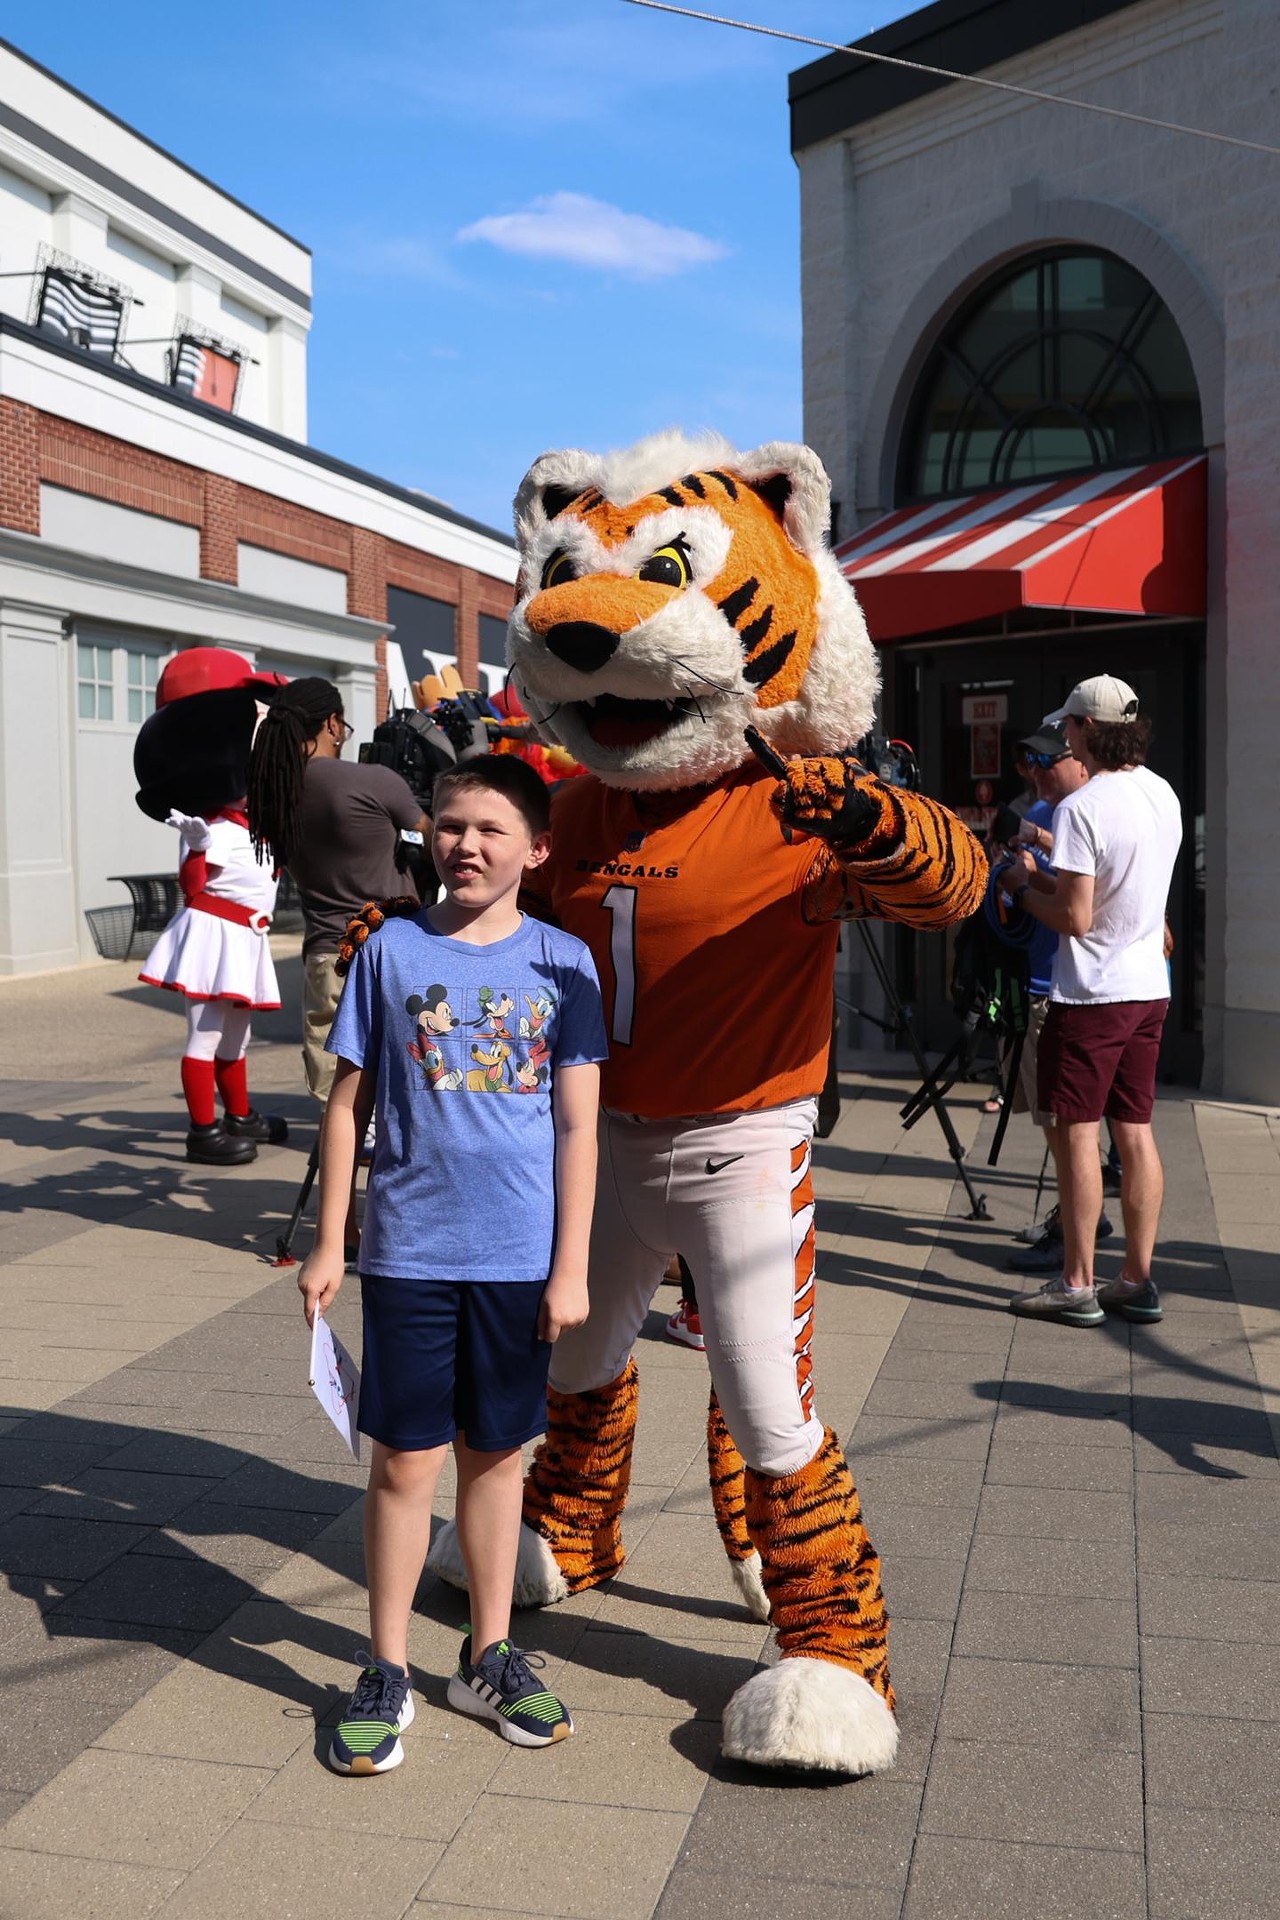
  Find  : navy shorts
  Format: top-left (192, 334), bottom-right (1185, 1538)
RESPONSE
top-left (357, 1275), bottom-right (552, 1453)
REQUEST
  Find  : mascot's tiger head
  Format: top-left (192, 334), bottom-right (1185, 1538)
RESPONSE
top-left (507, 429), bottom-right (879, 791)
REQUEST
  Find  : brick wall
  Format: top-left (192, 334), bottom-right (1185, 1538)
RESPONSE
top-left (0, 403), bottom-right (513, 684)
top-left (0, 399), bottom-right (39, 535)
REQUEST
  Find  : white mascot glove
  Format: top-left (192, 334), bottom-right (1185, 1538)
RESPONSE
top-left (165, 809), bottom-right (213, 852)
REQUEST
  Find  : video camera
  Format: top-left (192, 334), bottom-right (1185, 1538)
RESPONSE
top-left (854, 729), bottom-right (921, 792)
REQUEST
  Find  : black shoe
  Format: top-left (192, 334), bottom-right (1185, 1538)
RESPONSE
top-left (224, 1109), bottom-right (289, 1145)
top-left (1101, 1163), bottom-right (1123, 1197)
top-left (1008, 1208), bottom-right (1113, 1270)
top-left (185, 1121), bottom-right (257, 1166)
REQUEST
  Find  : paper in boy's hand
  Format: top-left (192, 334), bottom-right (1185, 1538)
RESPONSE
top-left (308, 1312), bottom-right (361, 1461)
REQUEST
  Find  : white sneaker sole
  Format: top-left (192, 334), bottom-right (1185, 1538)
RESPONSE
top-left (447, 1674), bottom-right (573, 1747)
top-left (328, 1690), bottom-right (414, 1775)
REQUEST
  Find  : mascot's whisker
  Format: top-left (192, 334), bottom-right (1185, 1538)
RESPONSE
top-left (670, 656), bottom-right (738, 697)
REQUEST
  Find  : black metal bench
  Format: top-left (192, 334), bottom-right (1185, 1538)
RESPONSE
top-left (85, 869), bottom-right (303, 959)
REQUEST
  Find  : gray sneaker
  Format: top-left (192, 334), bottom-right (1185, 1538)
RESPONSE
top-left (1096, 1275), bottom-right (1163, 1323)
top-left (1009, 1278), bottom-right (1105, 1327)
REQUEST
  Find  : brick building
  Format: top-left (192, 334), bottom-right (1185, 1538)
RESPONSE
top-left (0, 37), bottom-right (517, 976)
top-left (791, 0), bottom-right (1278, 1100)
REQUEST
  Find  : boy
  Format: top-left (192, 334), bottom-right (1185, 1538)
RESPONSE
top-left (299, 754), bottom-right (606, 1773)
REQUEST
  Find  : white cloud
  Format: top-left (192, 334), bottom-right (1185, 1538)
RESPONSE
top-left (457, 193), bottom-right (728, 281)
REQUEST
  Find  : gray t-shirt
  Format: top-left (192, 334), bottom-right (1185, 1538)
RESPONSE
top-left (288, 757), bottom-right (422, 957)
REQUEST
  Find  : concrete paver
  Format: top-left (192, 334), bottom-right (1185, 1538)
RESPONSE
top-left (2, 955), bottom-right (1279, 1918)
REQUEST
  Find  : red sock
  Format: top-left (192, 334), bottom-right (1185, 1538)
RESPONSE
top-left (214, 1054), bottom-right (250, 1118)
top-left (180, 1056), bottom-right (217, 1127)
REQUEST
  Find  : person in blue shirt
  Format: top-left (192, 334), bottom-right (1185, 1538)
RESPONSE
top-left (299, 754), bottom-right (607, 1774)
top-left (984, 725), bottom-right (1100, 1268)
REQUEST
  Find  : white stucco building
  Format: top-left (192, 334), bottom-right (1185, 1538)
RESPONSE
top-left (791, 0), bottom-right (1278, 1100)
top-left (0, 36), bottom-right (517, 977)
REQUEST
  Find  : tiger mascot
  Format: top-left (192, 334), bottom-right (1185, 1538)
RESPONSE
top-left (422, 430), bottom-right (985, 1773)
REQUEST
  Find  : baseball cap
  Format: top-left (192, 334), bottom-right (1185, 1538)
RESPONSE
top-left (1043, 675), bottom-right (1139, 726)
top-left (155, 646), bottom-right (288, 709)
top-left (1017, 724), bottom-right (1070, 759)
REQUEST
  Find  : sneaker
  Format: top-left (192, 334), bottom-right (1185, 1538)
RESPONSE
top-left (1009, 1278), bottom-right (1105, 1327)
top-left (185, 1121), bottom-right (256, 1166)
top-left (1096, 1274), bottom-right (1163, 1323)
top-left (447, 1635), bottom-right (573, 1747)
top-left (224, 1109), bottom-right (289, 1145)
top-left (665, 1301), bottom-right (705, 1350)
top-left (1008, 1235), bottom-right (1067, 1274)
top-left (328, 1654), bottom-right (414, 1775)
top-left (1010, 1205), bottom-right (1113, 1261)
top-left (1101, 1162), bottom-right (1123, 1197)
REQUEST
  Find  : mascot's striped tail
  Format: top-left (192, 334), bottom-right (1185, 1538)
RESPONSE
top-left (721, 1428), bottom-right (898, 1776)
top-left (425, 1362), bottom-right (639, 1607)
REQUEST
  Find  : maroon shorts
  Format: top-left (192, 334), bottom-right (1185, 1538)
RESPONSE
top-left (1037, 999), bottom-right (1168, 1125)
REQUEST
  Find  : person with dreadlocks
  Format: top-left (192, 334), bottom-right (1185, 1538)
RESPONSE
top-left (247, 677), bottom-right (427, 1109)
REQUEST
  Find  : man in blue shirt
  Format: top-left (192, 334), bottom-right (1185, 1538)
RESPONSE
top-left (299, 755), bottom-right (607, 1774)
top-left (984, 725), bottom-right (1100, 1269)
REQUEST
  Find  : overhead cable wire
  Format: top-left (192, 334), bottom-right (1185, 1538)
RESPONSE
top-left (621, 0), bottom-right (1280, 159)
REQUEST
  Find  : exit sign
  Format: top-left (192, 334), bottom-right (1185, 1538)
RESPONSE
top-left (961, 694), bottom-right (1008, 724)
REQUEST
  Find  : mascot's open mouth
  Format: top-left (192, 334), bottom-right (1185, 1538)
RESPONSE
top-left (574, 693), bottom-right (699, 750)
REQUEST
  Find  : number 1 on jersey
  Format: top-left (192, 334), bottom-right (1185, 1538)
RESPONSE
top-left (601, 884), bottom-right (636, 1045)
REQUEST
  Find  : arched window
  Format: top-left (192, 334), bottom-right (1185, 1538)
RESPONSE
top-left (900, 248), bottom-right (1203, 500)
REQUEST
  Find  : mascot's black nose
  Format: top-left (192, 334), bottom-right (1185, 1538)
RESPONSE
top-left (544, 622), bottom-right (620, 673)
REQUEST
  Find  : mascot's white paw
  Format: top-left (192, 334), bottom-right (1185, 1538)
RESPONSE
top-left (425, 1519), bottom-right (570, 1608)
top-left (730, 1551), bottom-right (771, 1624)
top-left (721, 1657), bottom-right (898, 1775)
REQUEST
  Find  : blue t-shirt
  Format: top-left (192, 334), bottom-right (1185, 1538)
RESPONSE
top-left (327, 912), bottom-right (608, 1282)
top-left (983, 799), bottom-right (1058, 995)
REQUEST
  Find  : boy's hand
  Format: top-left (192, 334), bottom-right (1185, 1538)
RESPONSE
top-left (538, 1271), bottom-right (589, 1344)
top-left (298, 1245), bottom-right (344, 1329)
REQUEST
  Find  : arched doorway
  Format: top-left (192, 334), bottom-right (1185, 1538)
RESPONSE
top-left (878, 247), bottom-right (1206, 1082)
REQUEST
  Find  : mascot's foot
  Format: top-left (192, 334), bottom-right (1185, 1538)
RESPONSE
top-left (425, 1519), bottom-right (570, 1609)
top-left (721, 1657), bottom-right (899, 1776)
top-left (729, 1550), bottom-right (770, 1624)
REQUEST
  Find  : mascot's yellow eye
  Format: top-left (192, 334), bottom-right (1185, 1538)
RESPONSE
top-left (637, 541), bottom-right (691, 589)
top-left (541, 550), bottom-right (576, 590)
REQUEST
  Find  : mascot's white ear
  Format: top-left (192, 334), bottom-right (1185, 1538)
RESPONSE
top-left (735, 441), bottom-right (833, 556)
top-left (514, 448), bottom-right (601, 544)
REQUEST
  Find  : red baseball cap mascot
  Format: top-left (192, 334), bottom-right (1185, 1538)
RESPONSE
top-left (133, 647), bottom-right (290, 1165)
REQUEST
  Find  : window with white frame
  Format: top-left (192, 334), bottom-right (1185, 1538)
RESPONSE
top-left (126, 647), bottom-right (161, 722)
top-left (77, 641), bottom-right (115, 721)
top-left (76, 635), bottom-right (169, 726)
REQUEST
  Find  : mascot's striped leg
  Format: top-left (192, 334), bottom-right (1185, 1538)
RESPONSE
top-left (522, 1361), bottom-right (638, 1592)
top-left (426, 1362), bottom-right (639, 1607)
top-left (721, 1428), bottom-right (898, 1775)
top-left (707, 1391), bottom-right (769, 1623)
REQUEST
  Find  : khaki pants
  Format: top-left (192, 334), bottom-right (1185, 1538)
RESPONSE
top-left (302, 950), bottom-right (344, 1104)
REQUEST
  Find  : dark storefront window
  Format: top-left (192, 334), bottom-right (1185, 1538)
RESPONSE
top-left (387, 586), bottom-right (457, 682)
top-left (902, 248), bottom-right (1203, 500)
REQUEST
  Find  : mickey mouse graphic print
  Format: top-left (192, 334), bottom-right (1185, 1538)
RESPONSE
top-left (327, 912), bottom-right (607, 1282)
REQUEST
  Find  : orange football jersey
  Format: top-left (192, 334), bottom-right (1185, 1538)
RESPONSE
top-left (530, 764), bottom-right (836, 1118)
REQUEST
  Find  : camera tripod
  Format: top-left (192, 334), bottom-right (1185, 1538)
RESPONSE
top-left (838, 919), bottom-right (991, 1221)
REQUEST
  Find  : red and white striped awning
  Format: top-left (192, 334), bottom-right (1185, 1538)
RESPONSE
top-left (836, 456), bottom-right (1206, 643)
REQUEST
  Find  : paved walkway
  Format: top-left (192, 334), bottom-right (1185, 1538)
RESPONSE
top-left (1, 949), bottom-right (1278, 1919)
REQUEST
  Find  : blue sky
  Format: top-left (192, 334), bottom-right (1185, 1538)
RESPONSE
top-left (8, 2), bottom-right (903, 531)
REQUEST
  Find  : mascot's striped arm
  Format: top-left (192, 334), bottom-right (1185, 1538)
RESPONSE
top-left (774, 757), bottom-right (986, 928)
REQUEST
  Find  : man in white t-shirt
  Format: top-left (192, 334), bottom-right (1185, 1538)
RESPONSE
top-left (1001, 675), bottom-right (1182, 1328)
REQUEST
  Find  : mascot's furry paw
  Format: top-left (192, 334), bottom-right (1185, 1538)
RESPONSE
top-left (730, 1550), bottom-right (771, 1624)
top-left (721, 1657), bottom-right (899, 1775)
top-left (425, 1520), bottom-right (570, 1609)
top-left (772, 755), bottom-right (888, 848)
